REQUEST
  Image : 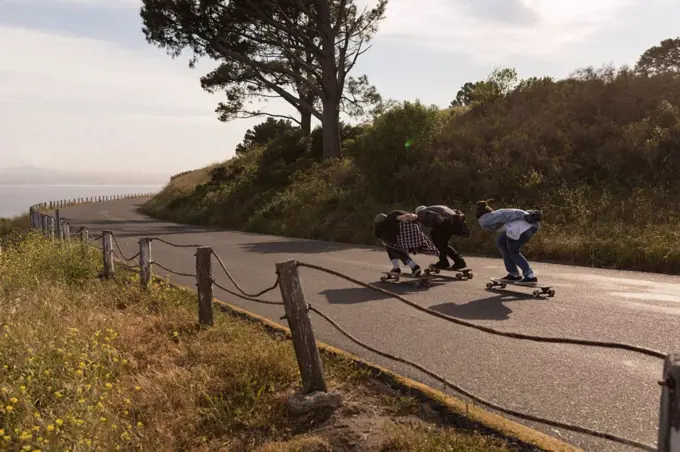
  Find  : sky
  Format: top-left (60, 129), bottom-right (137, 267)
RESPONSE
top-left (0, 0), bottom-right (678, 179)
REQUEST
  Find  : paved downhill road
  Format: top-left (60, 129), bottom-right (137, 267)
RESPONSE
top-left (62, 198), bottom-right (680, 452)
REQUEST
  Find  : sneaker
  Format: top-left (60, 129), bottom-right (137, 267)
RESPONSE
top-left (451, 259), bottom-right (467, 270)
top-left (516, 276), bottom-right (538, 286)
top-left (411, 265), bottom-right (422, 276)
top-left (432, 260), bottom-right (450, 269)
top-left (389, 268), bottom-right (401, 274)
top-left (500, 274), bottom-right (522, 282)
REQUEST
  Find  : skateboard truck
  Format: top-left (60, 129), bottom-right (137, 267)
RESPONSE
top-left (424, 265), bottom-right (474, 280)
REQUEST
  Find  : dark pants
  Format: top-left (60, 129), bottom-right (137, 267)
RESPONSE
top-left (496, 226), bottom-right (537, 275)
top-left (430, 225), bottom-right (464, 264)
top-left (387, 248), bottom-right (410, 264)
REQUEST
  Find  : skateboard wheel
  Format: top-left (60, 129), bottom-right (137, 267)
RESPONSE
top-left (486, 282), bottom-right (493, 289)
top-left (424, 268), bottom-right (432, 275)
top-left (548, 289), bottom-right (556, 297)
top-left (380, 276), bottom-right (387, 283)
top-left (500, 283), bottom-right (507, 288)
top-left (455, 273), bottom-right (463, 280)
top-left (532, 290), bottom-right (541, 298)
top-left (467, 272), bottom-right (474, 279)
top-left (394, 276), bottom-right (400, 282)
top-left (433, 268), bottom-right (440, 274)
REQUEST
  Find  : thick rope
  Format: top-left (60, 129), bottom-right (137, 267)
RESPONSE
top-left (211, 250), bottom-right (280, 298)
top-left (151, 261), bottom-right (196, 278)
top-left (150, 237), bottom-right (203, 248)
top-left (111, 233), bottom-right (140, 262)
top-left (212, 279), bottom-right (284, 306)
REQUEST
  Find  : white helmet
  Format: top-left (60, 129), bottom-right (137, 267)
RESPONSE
top-left (374, 213), bottom-right (387, 224)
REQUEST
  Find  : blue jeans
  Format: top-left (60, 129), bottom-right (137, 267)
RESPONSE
top-left (495, 226), bottom-right (537, 276)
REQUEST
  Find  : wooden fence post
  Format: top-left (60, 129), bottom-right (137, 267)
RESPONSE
top-left (47, 216), bottom-right (55, 239)
top-left (29, 207), bottom-right (35, 229)
top-left (63, 222), bottom-right (71, 241)
top-left (102, 231), bottom-right (114, 278)
top-left (276, 259), bottom-right (327, 393)
top-left (79, 227), bottom-right (88, 256)
top-left (195, 246), bottom-right (213, 326)
top-left (658, 353), bottom-right (680, 452)
top-left (139, 238), bottom-right (152, 290)
top-left (41, 215), bottom-right (48, 237)
top-left (54, 209), bottom-right (62, 238)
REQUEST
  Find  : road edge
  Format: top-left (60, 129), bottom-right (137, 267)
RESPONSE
top-left (211, 296), bottom-right (582, 452)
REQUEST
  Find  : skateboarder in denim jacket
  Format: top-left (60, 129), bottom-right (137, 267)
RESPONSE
top-left (373, 210), bottom-right (439, 276)
top-left (475, 200), bottom-right (542, 285)
top-left (414, 205), bottom-right (470, 270)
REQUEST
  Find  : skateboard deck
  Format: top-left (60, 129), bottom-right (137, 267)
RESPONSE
top-left (486, 278), bottom-right (555, 298)
top-left (380, 271), bottom-right (432, 287)
top-left (424, 265), bottom-right (473, 280)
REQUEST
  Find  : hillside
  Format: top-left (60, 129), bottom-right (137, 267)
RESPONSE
top-left (142, 66), bottom-right (680, 274)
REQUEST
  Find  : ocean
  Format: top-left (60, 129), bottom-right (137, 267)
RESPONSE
top-left (0, 185), bottom-right (163, 218)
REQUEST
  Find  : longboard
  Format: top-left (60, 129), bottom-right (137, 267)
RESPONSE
top-left (380, 271), bottom-right (432, 287)
top-left (424, 265), bottom-right (473, 280)
top-left (485, 278), bottom-right (555, 298)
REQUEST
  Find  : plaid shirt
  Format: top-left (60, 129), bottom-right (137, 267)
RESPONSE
top-left (384, 221), bottom-right (438, 256)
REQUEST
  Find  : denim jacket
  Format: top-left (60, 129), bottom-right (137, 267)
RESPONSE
top-left (478, 208), bottom-right (541, 232)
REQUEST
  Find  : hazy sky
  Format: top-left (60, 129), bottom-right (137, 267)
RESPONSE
top-left (0, 0), bottom-right (677, 178)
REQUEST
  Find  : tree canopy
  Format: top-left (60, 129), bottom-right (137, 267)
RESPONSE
top-left (635, 37), bottom-right (680, 76)
top-left (141, 0), bottom-right (387, 158)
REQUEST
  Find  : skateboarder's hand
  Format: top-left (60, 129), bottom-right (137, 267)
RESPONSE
top-left (398, 213), bottom-right (418, 221)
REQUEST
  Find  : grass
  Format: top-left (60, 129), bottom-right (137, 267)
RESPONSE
top-left (0, 233), bottom-right (521, 451)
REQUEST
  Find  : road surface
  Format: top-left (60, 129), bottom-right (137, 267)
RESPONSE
top-left (61, 198), bottom-right (680, 452)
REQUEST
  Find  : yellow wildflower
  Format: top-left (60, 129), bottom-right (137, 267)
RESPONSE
top-left (9, 397), bottom-right (18, 404)
top-left (55, 419), bottom-right (63, 426)
top-left (46, 425), bottom-right (54, 432)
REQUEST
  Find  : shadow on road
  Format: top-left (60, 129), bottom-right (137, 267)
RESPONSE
top-left (240, 239), bottom-right (359, 255)
top-left (320, 287), bottom-right (392, 304)
top-left (429, 291), bottom-right (533, 321)
top-left (320, 280), bottom-right (447, 304)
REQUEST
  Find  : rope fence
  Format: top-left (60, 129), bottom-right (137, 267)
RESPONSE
top-left (27, 197), bottom-right (680, 452)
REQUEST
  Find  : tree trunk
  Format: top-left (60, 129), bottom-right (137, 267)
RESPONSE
top-left (300, 110), bottom-right (311, 136)
top-left (321, 97), bottom-right (342, 159)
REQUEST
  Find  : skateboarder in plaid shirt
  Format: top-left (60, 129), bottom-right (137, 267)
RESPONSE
top-left (414, 205), bottom-right (470, 270)
top-left (476, 200), bottom-right (542, 285)
top-left (374, 210), bottom-right (439, 276)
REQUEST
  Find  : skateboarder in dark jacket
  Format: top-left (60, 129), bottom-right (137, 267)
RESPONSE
top-left (373, 210), bottom-right (439, 276)
top-left (415, 205), bottom-right (470, 270)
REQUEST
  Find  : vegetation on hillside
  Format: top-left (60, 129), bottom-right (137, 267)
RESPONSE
top-left (143, 36), bottom-right (680, 274)
top-left (0, 214), bottom-right (29, 239)
top-left (0, 233), bottom-right (520, 451)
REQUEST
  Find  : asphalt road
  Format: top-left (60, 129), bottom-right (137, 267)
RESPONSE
top-left (61, 198), bottom-right (680, 452)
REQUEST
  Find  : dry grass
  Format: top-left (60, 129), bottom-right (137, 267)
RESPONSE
top-left (0, 234), bottom-right (517, 451)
